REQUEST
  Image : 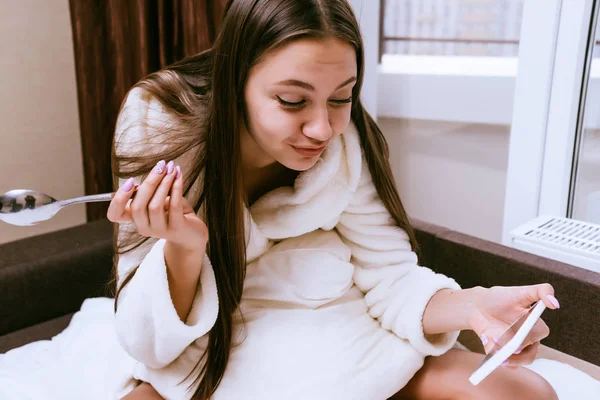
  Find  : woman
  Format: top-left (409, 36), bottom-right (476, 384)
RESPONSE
top-left (108, 0), bottom-right (559, 399)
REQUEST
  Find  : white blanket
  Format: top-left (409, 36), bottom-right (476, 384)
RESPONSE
top-left (0, 298), bottom-right (137, 400)
top-left (0, 298), bottom-right (598, 399)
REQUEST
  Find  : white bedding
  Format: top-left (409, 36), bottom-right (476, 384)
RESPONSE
top-left (0, 298), bottom-right (137, 400)
top-left (0, 298), bottom-right (598, 400)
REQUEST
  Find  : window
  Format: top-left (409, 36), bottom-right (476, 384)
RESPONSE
top-left (377, 0), bottom-right (526, 244)
top-left (380, 0), bottom-right (525, 58)
top-left (377, 0), bottom-right (599, 271)
top-left (571, 20), bottom-right (600, 224)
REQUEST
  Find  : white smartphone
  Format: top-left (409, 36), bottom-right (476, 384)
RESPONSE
top-left (469, 300), bottom-right (547, 386)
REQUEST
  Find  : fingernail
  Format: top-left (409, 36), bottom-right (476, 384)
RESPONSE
top-left (154, 160), bottom-right (166, 174)
top-left (167, 161), bottom-right (175, 175)
top-left (481, 334), bottom-right (489, 346)
top-left (514, 346), bottom-right (523, 355)
top-left (547, 295), bottom-right (560, 309)
top-left (121, 177), bottom-right (134, 192)
top-left (176, 166), bottom-right (181, 178)
top-left (501, 360), bottom-right (510, 367)
top-left (493, 337), bottom-right (501, 345)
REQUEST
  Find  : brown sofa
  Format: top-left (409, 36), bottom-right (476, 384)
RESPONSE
top-left (1, 218), bottom-right (599, 375)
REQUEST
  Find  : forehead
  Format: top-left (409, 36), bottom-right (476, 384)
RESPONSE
top-left (251, 37), bottom-right (357, 84)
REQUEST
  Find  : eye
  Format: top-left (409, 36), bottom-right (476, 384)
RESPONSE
top-left (329, 96), bottom-right (353, 106)
top-left (276, 96), bottom-right (306, 109)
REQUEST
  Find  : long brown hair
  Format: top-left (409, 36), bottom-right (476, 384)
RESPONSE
top-left (112, 0), bottom-right (418, 398)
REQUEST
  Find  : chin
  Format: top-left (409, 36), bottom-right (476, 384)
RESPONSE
top-left (281, 155), bottom-right (320, 172)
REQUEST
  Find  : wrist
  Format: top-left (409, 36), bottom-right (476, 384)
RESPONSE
top-left (165, 238), bottom-right (207, 255)
top-left (431, 288), bottom-right (474, 332)
top-left (423, 286), bottom-right (486, 334)
top-left (164, 240), bottom-right (205, 281)
top-left (461, 286), bottom-right (486, 331)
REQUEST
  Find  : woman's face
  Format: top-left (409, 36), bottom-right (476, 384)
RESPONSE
top-left (242, 37), bottom-right (357, 171)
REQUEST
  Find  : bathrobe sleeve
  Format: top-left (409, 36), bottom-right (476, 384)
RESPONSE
top-left (112, 88), bottom-right (219, 369)
top-left (336, 160), bottom-right (461, 356)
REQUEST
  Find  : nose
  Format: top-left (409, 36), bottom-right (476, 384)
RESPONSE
top-left (302, 107), bottom-right (333, 142)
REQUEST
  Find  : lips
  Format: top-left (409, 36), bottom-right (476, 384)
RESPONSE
top-left (291, 145), bottom-right (326, 157)
top-left (294, 146), bottom-right (325, 151)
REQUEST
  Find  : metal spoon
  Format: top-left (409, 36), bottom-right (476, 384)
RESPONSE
top-left (0, 189), bottom-right (120, 226)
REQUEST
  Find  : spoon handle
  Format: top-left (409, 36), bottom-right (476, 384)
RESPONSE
top-left (57, 187), bottom-right (138, 207)
top-left (58, 192), bottom-right (115, 207)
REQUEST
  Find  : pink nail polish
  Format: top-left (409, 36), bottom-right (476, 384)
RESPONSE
top-left (154, 160), bottom-right (166, 174)
top-left (176, 166), bottom-right (182, 178)
top-left (481, 334), bottom-right (489, 346)
top-left (501, 360), bottom-right (510, 367)
top-left (493, 337), bottom-right (501, 345)
top-left (167, 161), bottom-right (175, 175)
top-left (547, 295), bottom-right (560, 309)
top-left (514, 346), bottom-right (523, 355)
top-left (121, 178), bottom-right (134, 192)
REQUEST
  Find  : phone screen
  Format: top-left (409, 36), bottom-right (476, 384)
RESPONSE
top-left (486, 301), bottom-right (540, 355)
top-left (470, 301), bottom-right (545, 385)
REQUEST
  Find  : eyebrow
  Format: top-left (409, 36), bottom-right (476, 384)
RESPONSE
top-left (275, 76), bottom-right (357, 91)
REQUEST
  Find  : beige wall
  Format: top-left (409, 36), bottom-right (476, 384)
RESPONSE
top-left (0, 1), bottom-right (85, 244)
top-left (380, 118), bottom-right (510, 244)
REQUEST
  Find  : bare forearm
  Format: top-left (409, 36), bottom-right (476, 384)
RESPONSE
top-left (422, 286), bottom-right (484, 335)
top-left (164, 240), bottom-right (205, 322)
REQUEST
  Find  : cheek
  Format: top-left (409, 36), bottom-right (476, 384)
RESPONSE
top-left (248, 103), bottom-right (300, 143)
top-left (330, 106), bottom-right (352, 134)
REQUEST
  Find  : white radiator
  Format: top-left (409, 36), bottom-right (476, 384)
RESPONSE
top-left (509, 216), bottom-right (600, 274)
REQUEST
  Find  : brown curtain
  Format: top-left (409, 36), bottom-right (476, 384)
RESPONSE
top-left (69, 0), bottom-right (227, 222)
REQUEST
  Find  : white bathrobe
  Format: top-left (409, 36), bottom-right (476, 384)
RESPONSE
top-left (113, 88), bottom-right (461, 400)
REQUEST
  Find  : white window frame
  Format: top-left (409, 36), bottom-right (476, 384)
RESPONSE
top-left (375, 0), bottom-right (599, 249)
top-left (502, 0), bottom-right (596, 245)
top-left (350, 0), bottom-right (380, 118)
top-left (376, 0), bottom-right (564, 246)
top-left (538, 0), bottom-right (598, 217)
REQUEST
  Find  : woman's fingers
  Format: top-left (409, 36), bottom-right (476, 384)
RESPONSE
top-left (130, 160), bottom-right (167, 235)
top-left (167, 166), bottom-right (185, 228)
top-left (493, 318), bottom-right (548, 367)
top-left (513, 319), bottom-right (548, 362)
top-left (110, 161), bottom-right (201, 250)
top-left (164, 196), bottom-right (194, 214)
top-left (526, 319), bottom-right (550, 344)
top-left (107, 177), bottom-right (137, 223)
top-left (515, 283), bottom-right (560, 310)
top-left (482, 317), bottom-right (549, 358)
top-left (165, 196), bottom-right (194, 214)
top-left (148, 161), bottom-right (176, 234)
top-left (480, 332), bottom-right (500, 355)
top-left (506, 341), bottom-right (539, 366)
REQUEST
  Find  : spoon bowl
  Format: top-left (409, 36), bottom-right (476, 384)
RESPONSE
top-left (0, 189), bottom-right (116, 226)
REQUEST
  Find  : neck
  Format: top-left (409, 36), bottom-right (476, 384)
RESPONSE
top-left (243, 162), bottom-right (296, 206)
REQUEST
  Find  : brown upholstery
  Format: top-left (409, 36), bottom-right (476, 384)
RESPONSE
top-left (0, 219), bottom-right (114, 337)
top-left (412, 218), bottom-right (600, 366)
top-left (0, 313), bottom-right (74, 354)
top-left (0, 217), bottom-right (598, 371)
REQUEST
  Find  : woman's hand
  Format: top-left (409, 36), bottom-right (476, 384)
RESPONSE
top-left (107, 160), bottom-right (208, 253)
top-left (468, 284), bottom-right (560, 367)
